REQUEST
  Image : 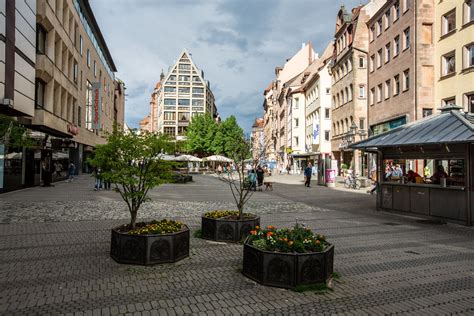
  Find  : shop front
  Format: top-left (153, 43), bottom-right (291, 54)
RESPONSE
top-left (351, 106), bottom-right (474, 226)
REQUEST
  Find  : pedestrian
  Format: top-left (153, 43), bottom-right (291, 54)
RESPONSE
top-left (304, 162), bottom-right (312, 187)
top-left (94, 167), bottom-right (102, 191)
top-left (217, 164), bottom-right (222, 175)
top-left (256, 165), bottom-right (264, 190)
top-left (67, 160), bottom-right (75, 182)
top-left (286, 164), bottom-right (291, 175)
top-left (54, 162), bottom-right (62, 177)
top-left (248, 169), bottom-right (257, 191)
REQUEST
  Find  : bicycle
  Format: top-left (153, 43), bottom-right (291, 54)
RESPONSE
top-left (344, 174), bottom-right (361, 190)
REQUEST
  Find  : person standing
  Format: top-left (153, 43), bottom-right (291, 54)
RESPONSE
top-left (94, 167), bottom-right (102, 190)
top-left (256, 165), bottom-right (264, 190)
top-left (304, 162), bottom-right (313, 187)
top-left (67, 161), bottom-right (75, 182)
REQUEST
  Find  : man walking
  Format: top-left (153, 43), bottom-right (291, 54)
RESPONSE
top-left (304, 162), bottom-right (312, 188)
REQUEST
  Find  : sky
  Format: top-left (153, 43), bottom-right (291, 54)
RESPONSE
top-left (90, 0), bottom-right (364, 133)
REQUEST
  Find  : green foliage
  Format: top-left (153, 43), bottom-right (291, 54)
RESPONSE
top-left (211, 116), bottom-right (244, 157)
top-left (193, 229), bottom-right (202, 238)
top-left (0, 115), bottom-right (35, 149)
top-left (185, 114), bottom-right (217, 156)
top-left (203, 210), bottom-right (253, 219)
top-left (293, 283), bottom-right (333, 293)
top-left (341, 163), bottom-right (348, 170)
top-left (247, 224), bottom-right (329, 253)
top-left (88, 130), bottom-right (174, 228)
top-left (251, 239), bottom-right (268, 251)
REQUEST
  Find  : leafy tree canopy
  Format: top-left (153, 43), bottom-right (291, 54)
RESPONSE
top-left (0, 115), bottom-right (35, 149)
top-left (185, 114), bottom-right (217, 156)
top-left (88, 130), bottom-right (174, 228)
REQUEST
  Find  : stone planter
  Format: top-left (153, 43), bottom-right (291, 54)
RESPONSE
top-left (110, 224), bottom-right (190, 265)
top-left (201, 215), bottom-right (260, 243)
top-left (242, 240), bottom-right (334, 289)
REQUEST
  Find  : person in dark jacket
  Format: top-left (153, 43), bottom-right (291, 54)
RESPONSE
top-left (304, 163), bottom-right (313, 188)
top-left (256, 165), bottom-right (264, 190)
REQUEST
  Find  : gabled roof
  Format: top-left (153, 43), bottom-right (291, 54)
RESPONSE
top-left (351, 107), bottom-right (474, 149)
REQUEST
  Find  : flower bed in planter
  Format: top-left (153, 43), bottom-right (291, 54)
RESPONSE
top-left (242, 225), bottom-right (334, 289)
top-left (201, 210), bottom-right (260, 242)
top-left (110, 220), bottom-right (190, 265)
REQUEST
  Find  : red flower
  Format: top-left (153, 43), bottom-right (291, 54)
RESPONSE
top-left (250, 230), bottom-right (257, 235)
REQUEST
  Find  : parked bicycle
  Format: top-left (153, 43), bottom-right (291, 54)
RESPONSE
top-left (344, 173), bottom-right (361, 190)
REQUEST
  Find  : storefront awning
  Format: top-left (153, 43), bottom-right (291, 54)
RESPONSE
top-left (351, 106), bottom-right (474, 150)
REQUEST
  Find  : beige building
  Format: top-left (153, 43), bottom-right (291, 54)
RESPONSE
top-left (1, 0), bottom-right (125, 192)
top-left (330, 1), bottom-right (383, 176)
top-left (368, 0), bottom-right (435, 136)
top-left (434, 0), bottom-right (474, 111)
top-left (251, 118), bottom-right (264, 161)
top-left (147, 50), bottom-right (217, 139)
top-left (262, 83), bottom-right (277, 164)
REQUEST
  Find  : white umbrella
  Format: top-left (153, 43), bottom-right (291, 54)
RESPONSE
top-left (175, 154), bottom-right (202, 162)
top-left (203, 155), bottom-right (233, 162)
top-left (156, 154), bottom-right (177, 161)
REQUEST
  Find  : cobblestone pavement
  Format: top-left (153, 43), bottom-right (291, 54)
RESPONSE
top-left (0, 175), bottom-right (473, 315)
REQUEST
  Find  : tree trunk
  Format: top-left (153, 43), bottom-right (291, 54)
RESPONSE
top-left (130, 209), bottom-right (137, 229)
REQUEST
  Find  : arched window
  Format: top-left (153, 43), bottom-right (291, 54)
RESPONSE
top-left (345, 87), bottom-right (349, 102)
top-left (337, 93), bottom-right (340, 107)
top-left (349, 84), bottom-right (353, 101)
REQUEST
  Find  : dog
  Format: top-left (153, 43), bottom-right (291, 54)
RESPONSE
top-left (264, 182), bottom-right (273, 191)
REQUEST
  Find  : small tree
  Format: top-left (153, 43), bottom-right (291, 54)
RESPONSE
top-left (223, 136), bottom-right (255, 219)
top-left (89, 130), bottom-right (174, 229)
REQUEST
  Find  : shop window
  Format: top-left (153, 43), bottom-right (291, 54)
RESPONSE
top-left (442, 9), bottom-right (456, 36)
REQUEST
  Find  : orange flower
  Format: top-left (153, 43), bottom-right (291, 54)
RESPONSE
top-left (315, 240), bottom-right (320, 245)
top-left (267, 225), bottom-right (275, 230)
top-left (266, 231), bottom-right (274, 237)
top-left (255, 226), bottom-right (260, 230)
top-left (250, 230), bottom-right (257, 235)
top-left (283, 237), bottom-right (288, 242)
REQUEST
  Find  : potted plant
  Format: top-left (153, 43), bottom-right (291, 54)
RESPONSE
top-left (242, 224), bottom-right (334, 289)
top-left (201, 136), bottom-right (260, 242)
top-left (89, 130), bottom-right (190, 265)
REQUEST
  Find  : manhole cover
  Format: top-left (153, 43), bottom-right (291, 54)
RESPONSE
top-left (416, 219), bottom-right (447, 225)
top-left (383, 222), bottom-right (402, 226)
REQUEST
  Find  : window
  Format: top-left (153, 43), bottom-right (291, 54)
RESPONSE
top-left (370, 25), bottom-right (375, 42)
top-left (164, 98), bottom-right (176, 105)
top-left (466, 93), bottom-right (474, 112)
top-left (442, 51), bottom-right (456, 76)
top-left (78, 106), bottom-right (82, 127)
top-left (178, 64), bottom-right (191, 70)
top-left (192, 99), bottom-right (204, 106)
top-left (359, 118), bottom-right (365, 130)
top-left (403, 28), bottom-right (410, 50)
top-left (442, 10), bottom-right (456, 36)
top-left (377, 49), bottom-right (383, 68)
top-left (385, 43), bottom-right (391, 63)
top-left (73, 61), bottom-right (78, 83)
top-left (79, 35), bottom-right (83, 55)
top-left (179, 112), bottom-right (190, 121)
top-left (376, 19), bottom-right (382, 36)
top-left (294, 137), bottom-right (299, 146)
top-left (403, 0), bottom-right (410, 13)
top-left (393, 1), bottom-right (400, 21)
top-left (164, 86), bottom-right (176, 93)
top-left (377, 84), bottom-right (383, 102)
top-left (384, 80), bottom-right (391, 99)
top-left (325, 108), bottom-right (330, 119)
top-left (384, 10), bottom-right (391, 29)
top-left (178, 99), bottom-right (190, 106)
top-left (370, 55), bottom-right (375, 72)
top-left (192, 87), bottom-right (204, 93)
top-left (324, 131), bottom-right (330, 141)
top-left (294, 97), bottom-right (299, 109)
top-left (35, 79), bottom-right (45, 108)
top-left (393, 75), bottom-right (400, 95)
top-left (87, 49), bottom-right (90, 67)
top-left (178, 87), bottom-right (190, 93)
top-left (326, 88), bottom-right (330, 94)
top-left (357, 56), bottom-right (364, 68)
top-left (464, 43), bottom-right (474, 69)
top-left (93, 61), bottom-right (97, 77)
top-left (394, 36), bottom-right (400, 57)
top-left (178, 75), bottom-right (190, 81)
top-left (465, 0), bottom-right (474, 24)
top-left (422, 108), bottom-right (433, 117)
top-left (36, 24), bottom-right (46, 54)
top-left (370, 87), bottom-right (375, 105)
top-left (403, 69), bottom-right (410, 91)
top-left (359, 85), bottom-right (366, 99)
top-left (295, 118), bottom-right (299, 127)
top-left (164, 112), bottom-right (176, 120)
top-left (85, 81), bottom-right (93, 131)
top-left (442, 97), bottom-right (456, 106)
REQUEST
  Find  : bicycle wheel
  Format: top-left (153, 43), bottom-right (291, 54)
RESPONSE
top-left (344, 178), bottom-right (351, 188)
top-left (354, 179), bottom-right (361, 190)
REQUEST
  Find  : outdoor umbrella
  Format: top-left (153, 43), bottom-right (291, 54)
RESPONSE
top-left (203, 155), bottom-right (233, 162)
top-left (174, 154), bottom-right (202, 162)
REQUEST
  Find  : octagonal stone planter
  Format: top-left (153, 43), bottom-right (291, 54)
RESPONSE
top-left (242, 240), bottom-right (334, 289)
top-left (201, 215), bottom-right (260, 243)
top-left (110, 224), bottom-right (190, 265)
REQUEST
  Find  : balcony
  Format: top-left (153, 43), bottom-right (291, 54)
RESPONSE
top-left (35, 54), bottom-right (54, 83)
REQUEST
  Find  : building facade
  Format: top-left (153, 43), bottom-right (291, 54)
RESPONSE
top-left (262, 83), bottom-right (277, 164)
top-left (434, 0), bottom-right (474, 111)
top-left (151, 50), bottom-right (218, 139)
top-left (330, 1), bottom-right (383, 176)
top-left (251, 118), bottom-right (264, 161)
top-left (0, 0), bottom-right (124, 192)
top-left (367, 0), bottom-right (435, 137)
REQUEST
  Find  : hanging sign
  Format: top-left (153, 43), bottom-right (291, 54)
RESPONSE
top-left (92, 82), bottom-right (102, 130)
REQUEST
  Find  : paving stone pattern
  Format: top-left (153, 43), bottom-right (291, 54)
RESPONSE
top-left (0, 175), bottom-right (473, 315)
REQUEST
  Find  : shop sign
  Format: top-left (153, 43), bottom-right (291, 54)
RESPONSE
top-left (67, 124), bottom-right (79, 136)
top-left (313, 122), bottom-right (319, 143)
top-left (92, 82), bottom-right (102, 130)
top-left (371, 116), bottom-right (406, 136)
